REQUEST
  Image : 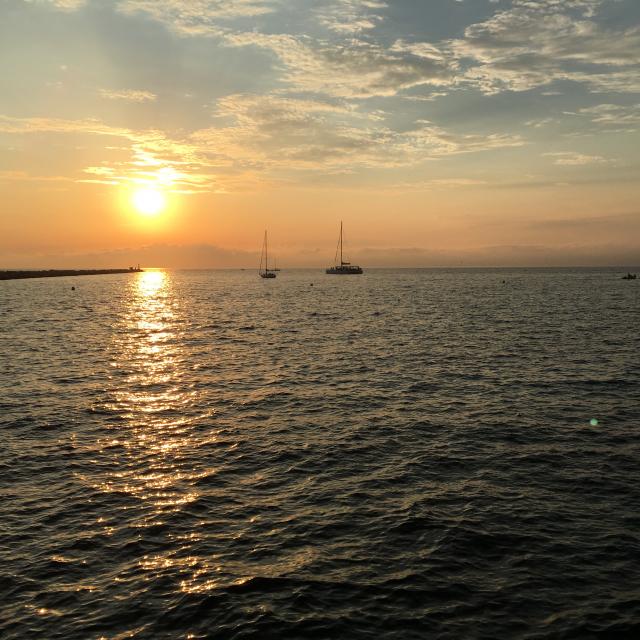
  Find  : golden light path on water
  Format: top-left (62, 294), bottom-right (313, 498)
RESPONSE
top-left (102, 272), bottom-right (197, 502)
top-left (92, 270), bottom-right (230, 594)
top-left (90, 271), bottom-right (317, 595)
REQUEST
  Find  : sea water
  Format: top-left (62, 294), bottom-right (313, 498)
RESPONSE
top-left (1, 268), bottom-right (639, 639)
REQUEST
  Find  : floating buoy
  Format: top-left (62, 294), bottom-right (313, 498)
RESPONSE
top-left (71, 286), bottom-right (75, 290)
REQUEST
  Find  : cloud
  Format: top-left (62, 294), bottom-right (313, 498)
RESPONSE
top-left (525, 117), bottom-right (557, 128)
top-left (99, 89), bottom-right (157, 103)
top-left (116, 0), bottom-right (278, 35)
top-left (40, 0), bottom-right (638, 102)
top-left (220, 1), bottom-right (639, 101)
top-left (0, 170), bottom-right (73, 183)
top-left (0, 92), bottom-right (524, 194)
top-left (543, 151), bottom-right (611, 165)
top-left (228, 32), bottom-right (457, 98)
top-left (25, 0), bottom-right (87, 9)
top-left (374, 177), bottom-right (488, 192)
top-left (117, 0), bottom-right (389, 38)
top-left (116, 1), bottom-right (456, 100)
top-left (194, 94), bottom-right (524, 174)
top-left (426, 178), bottom-right (488, 187)
top-left (0, 115), bottom-right (132, 137)
top-left (0, 115), bottom-right (220, 192)
top-left (124, 0), bottom-right (639, 101)
top-left (52, 0), bottom-right (85, 7)
top-left (315, 0), bottom-right (388, 35)
top-left (34, 0), bottom-right (639, 101)
top-left (577, 103), bottom-right (640, 127)
top-left (449, 1), bottom-right (640, 95)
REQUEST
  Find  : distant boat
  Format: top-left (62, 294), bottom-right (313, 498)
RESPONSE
top-left (259, 230), bottom-right (276, 279)
top-left (622, 273), bottom-right (637, 280)
top-left (326, 221), bottom-right (363, 275)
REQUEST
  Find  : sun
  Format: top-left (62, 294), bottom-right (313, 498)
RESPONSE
top-left (132, 188), bottom-right (166, 216)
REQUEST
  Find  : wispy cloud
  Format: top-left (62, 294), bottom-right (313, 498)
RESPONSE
top-left (0, 100), bottom-right (524, 193)
top-left (111, 0), bottom-right (640, 101)
top-left (227, 32), bottom-right (457, 98)
top-left (117, 0), bottom-right (278, 35)
top-left (99, 88), bottom-right (157, 103)
top-left (26, 0), bottom-right (87, 10)
top-left (450, 1), bottom-right (640, 95)
top-left (195, 94), bottom-right (524, 174)
top-left (577, 103), bottom-right (640, 127)
top-left (0, 115), bottom-right (132, 137)
top-left (0, 170), bottom-right (73, 183)
top-left (0, 115), bottom-right (219, 192)
top-left (315, 0), bottom-right (388, 35)
top-left (44, 0), bottom-right (638, 101)
top-left (543, 151), bottom-right (611, 165)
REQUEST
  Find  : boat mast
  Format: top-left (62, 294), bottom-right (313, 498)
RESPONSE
top-left (265, 230), bottom-right (268, 272)
top-left (340, 221), bottom-right (343, 265)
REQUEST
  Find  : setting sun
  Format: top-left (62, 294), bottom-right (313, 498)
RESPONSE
top-left (132, 189), bottom-right (166, 216)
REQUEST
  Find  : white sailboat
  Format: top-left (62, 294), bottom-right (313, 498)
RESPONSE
top-left (326, 221), bottom-right (363, 275)
top-left (259, 230), bottom-right (276, 279)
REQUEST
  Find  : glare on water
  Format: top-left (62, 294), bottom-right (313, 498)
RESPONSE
top-left (97, 271), bottom-right (201, 515)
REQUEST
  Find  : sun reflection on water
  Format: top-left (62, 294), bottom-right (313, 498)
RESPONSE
top-left (137, 269), bottom-right (166, 296)
top-left (87, 270), bottom-right (254, 597)
top-left (92, 270), bottom-right (206, 523)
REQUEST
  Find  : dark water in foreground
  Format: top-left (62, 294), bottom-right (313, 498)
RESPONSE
top-left (1, 268), bottom-right (639, 639)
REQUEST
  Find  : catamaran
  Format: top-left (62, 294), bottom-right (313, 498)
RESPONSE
top-left (259, 230), bottom-right (276, 279)
top-left (326, 222), bottom-right (363, 275)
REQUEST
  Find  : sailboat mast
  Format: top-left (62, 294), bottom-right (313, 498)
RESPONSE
top-left (265, 230), bottom-right (268, 271)
top-left (340, 221), bottom-right (343, 265)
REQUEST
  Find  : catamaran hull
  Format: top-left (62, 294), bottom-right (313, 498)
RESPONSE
top-left (326, 267), bottom-right (363, 274)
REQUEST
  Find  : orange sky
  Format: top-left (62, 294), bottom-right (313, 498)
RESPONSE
top-left (1, 0), bottom-right (639, 267)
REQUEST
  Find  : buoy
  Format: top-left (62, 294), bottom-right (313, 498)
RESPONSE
top-left (71, 286), bottom-right (75, 290)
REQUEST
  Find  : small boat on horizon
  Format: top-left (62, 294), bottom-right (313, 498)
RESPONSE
top-left (622, 272), bottom-right (637, 280)
top-left (326, 221), bottom-right (363, 275)
top-left (259, 230), bottom-right (276, 279)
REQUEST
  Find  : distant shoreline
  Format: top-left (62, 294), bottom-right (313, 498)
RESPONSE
top-left (0, 268), bottom-right (144, 281)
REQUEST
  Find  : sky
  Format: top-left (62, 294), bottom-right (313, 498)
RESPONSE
top-left (1, 0), bottom-right (639, 268)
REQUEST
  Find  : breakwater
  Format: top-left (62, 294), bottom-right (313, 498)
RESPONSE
top-left (0, 268), bottom-right (143, 280)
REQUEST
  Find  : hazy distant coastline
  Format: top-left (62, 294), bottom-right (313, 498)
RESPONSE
top-left (2, 242), bottom-right (639, 271)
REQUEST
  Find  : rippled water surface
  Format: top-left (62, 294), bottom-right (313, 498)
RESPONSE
top-left (1, 268), bottom-right (639, 639)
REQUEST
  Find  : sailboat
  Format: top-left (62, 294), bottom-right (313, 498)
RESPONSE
top-left (326, 221), bottom-right (363, 275)
top-left (259, 230), bottom-right (276, 279)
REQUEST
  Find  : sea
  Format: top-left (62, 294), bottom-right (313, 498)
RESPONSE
top-left (1, 268), bottom-right (639, 640)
